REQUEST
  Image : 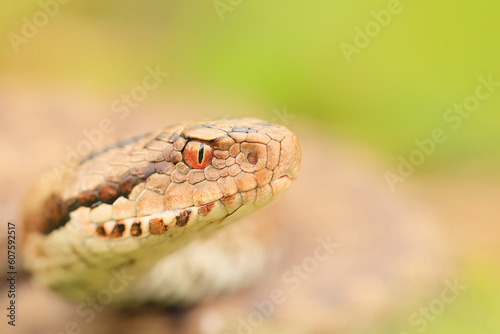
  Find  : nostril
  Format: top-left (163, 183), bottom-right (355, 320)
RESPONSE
top-left (247, 152), bottom-right (258, 165)
top-left (239, 142), bottom-right (267, 172)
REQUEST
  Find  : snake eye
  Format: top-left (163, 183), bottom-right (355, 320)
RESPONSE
top-left (183, 141), bottom-right (213, 169)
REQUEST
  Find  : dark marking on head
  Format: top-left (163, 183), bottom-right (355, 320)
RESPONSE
top-left (96, 225), bottom-right (106, 237)
top-left (78, 190), bottom-right (98, 207)
top-left (130, 222), bottom-right (142, 237)
top-left (66, 198), bottom-right (79, 212)
top-left (98, 183), bottom-right (120, 204)
top-left (149, 217), bottom-right (168, 234)
top-left (40, 194), bottom-right (70, 234)
top-left (176, 210), bottom-right (192, 227)
top-left (36, 195), bottom-right (82, 234)
top-left (37, 132), bottom-right (156, 235)
top-left (41, 174), bottom-right (144, 235)
top-left (109, 223), bottom-right (125, 238)
top-left (198, 203), bottom-right (215, 217)
top-left (119, 175), bottom-right (143, 198)
top-left (43, 168), bottom-right (148, 235)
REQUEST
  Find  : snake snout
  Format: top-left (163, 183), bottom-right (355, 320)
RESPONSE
top-left (272, 134), bottom-right (301, 182)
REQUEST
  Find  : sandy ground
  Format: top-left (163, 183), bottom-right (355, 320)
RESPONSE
top-left (0, 82), bottom-right (453, 334)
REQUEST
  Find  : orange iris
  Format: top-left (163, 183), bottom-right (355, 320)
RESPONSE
top-left (182, 141), bottom-right (213, 169)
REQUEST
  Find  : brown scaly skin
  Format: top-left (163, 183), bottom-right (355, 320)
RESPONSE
top-left (23, 118), bottom-right (301, 305)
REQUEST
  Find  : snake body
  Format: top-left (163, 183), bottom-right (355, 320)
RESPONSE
top-left (23, 118), bottom-right (301, 305)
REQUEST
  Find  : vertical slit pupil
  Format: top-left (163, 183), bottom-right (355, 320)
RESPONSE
top-left (198, 143), bottom-right (205, 164)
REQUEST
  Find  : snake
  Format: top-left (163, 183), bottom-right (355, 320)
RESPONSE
top-left (23, 117), bottom-right (301, 306)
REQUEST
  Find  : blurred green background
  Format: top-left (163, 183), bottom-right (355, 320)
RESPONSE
top-left (2, 0), bottom-right (500, 168)
top-left (1, 0), bottom-right (499, 333)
